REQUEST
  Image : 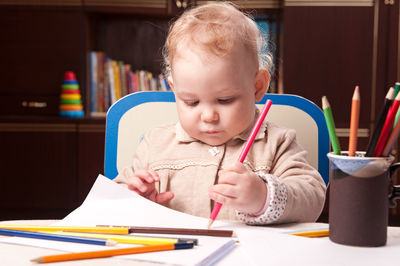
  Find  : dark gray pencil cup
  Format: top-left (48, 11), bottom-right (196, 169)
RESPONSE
top-left (327, 151), bottom-right (400, 247)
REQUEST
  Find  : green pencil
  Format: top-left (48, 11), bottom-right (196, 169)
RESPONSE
top-left (322, 96), bottom-right (341, 155)
top-left (393, 82), bottom-right (400, 128)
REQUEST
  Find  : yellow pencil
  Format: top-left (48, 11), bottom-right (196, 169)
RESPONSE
top-left (288, 229), bottom-right (329, 238)
top-left (348, 86), bottom-right (360, 156)
top-left (0, 225), bottom-right (129, 234)
top-left (31, 242), bottom-right (194, 263)
top-left (40, 231), bottom-right (197, 245)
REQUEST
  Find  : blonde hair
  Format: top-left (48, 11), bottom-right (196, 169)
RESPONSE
top-left (162, 2), bottom-right (273, 78)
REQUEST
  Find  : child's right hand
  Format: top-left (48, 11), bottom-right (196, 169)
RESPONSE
top-left (121, 167), bottom-right (174, 204)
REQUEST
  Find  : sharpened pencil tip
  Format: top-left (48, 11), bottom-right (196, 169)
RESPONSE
top-left (207, 219), bottom-right (214, 229)
top-left (353, 86), bottom-right (360, 100)
top-left (30, 257), bottom-right (43, 263)
top-left (106, 239), bottom-right (118, 246)
top-left (321, 96), bottom-right (329, 109)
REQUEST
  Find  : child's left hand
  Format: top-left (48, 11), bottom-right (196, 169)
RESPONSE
top-left (208, 162), bottom-right (267, 214)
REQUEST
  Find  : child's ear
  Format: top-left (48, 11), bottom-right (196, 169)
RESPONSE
top-left (167, 76), bottom-right (174, 91)
top-left (254, 69), bottom-right (270, 102)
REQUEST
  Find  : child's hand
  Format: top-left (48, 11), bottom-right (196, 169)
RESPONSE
top-left (208, 162), bottom-right (267, 214)
top-left (121, 167), bottom-right (174, 204)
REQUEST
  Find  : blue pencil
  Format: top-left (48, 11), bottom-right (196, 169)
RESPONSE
top-left (0, 228), bottom-right (116, 246)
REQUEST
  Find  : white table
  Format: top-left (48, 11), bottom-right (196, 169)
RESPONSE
top-left (1, 220), bottom-right (400, 266)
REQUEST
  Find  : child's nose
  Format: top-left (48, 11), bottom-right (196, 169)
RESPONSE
top-left (201, 107), bottom-right (219, 122)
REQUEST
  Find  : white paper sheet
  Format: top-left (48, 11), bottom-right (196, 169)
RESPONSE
top-left (57, 174), bottom-right (231, 229)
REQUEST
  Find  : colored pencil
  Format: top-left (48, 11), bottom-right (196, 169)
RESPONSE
top-left (382, 117), bottom-right (400, 156)
top-left (365, 87), bottom-right (395, 156)
top-left (31, 242), bottom-right (194, 263)
top-left (288, 229), bottom-right (329, 238)
top-left (393, 82), bottom-right (400, 127)
top-left (0, 225), bottom-right (129, 234)
top-left (97, 225), bottom-right (236, 237)
top-left (348, 86), bottom-right (360, 156)
top-left (373, 92), bottom-right (400, 157)
top-left (42, 231), bottom-right (198, 245)
top-left (0, 228), bottom-right (117, 246)
top-left (394, 82), bottom-right (400, 98)
top-left (322, 96), bottom-right (341, 155)
top-left (208, 99), bottom-right (273, 229)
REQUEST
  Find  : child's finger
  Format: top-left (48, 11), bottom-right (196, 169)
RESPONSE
top-left (229, 162), bottom-right (247, 172)
top-left (155, 191), bottom-right (174, 204)
top-left (218, 170), bottom-right (240, 185)
top-left (148, 170), bottom-right (160, 182)
top-left (127, 177), bottom-right (149, 193)
top-left (208, 190), bottom-right (234, 206)
top-left (135, 170), bottom-right (157, 183)
top-left (210, 184), bottom-right (237, 198)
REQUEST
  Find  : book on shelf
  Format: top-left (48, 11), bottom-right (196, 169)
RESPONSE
top-left (89, 51), bottom-right (170, 116)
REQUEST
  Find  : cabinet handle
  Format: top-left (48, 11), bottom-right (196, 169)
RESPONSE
top-left (384, 0), bottom-right (395, 5)
top-left (175, 0), bottom-right (188, 9)
top-left (22, 101), bottom-right (47, 108)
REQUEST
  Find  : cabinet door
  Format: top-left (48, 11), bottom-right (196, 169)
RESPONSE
top-left (0, 123), bottom-right (77, 219)
top-left (283, 2), bottom-right (374, 149)
top-left (0, 7), bottom-right (86, 116)
top-left (76, 122), bottom-right (105, 203)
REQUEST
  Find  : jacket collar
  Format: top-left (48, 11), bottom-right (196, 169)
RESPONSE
top-left (175, 108), bottom-right (267, 143)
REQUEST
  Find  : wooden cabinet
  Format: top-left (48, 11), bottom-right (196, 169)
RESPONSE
top-left (283, 0), bottom-right (400, 225)
top-left (0, 1), bottom-right (279, 219)
top-left (0, 119), bottom-right (104, 220)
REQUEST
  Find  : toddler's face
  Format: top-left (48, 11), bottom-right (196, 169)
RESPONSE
top-left (170, 45), bottom-right (259, 146)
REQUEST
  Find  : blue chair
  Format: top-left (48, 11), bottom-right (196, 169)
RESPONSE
top-left (105, 91), bottom-right (330, 184)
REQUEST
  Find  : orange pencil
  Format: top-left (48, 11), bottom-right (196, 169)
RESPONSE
top-left (31, 242), bottom-right (193, 263)
top-left (348, 86), bottom-right (360, 156)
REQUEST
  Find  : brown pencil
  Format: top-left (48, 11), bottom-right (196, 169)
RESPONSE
top-left (97, 225), bottom-right (236, 237)
top-left (382, 117), bottom-right (400, 156)
top-left (31, 242), bottom-right (194, 263)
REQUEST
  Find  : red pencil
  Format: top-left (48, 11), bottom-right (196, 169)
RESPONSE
top-left (207, 99), bottom-right (273, 228)
top-left (373, 92), bottom-right (400, 157)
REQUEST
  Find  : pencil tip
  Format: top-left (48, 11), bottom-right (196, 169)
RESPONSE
top-left (353, 86), bottom-right (360, 99)
top-left (30, 257), bottom-right (43, 263)
top-left (232, 231), bottom-right (237, 238)
top-left (106, 239), bottom-right (118, 246)
top-left (321, 96), bottom-right (329, 109)
top-left (207, 219), bottom-right (214, 229)
top-left (387, 87), bottom-right (395, 99)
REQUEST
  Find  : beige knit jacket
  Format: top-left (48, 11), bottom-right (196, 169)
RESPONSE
top-left (114, 119), bottom-right (326, 225)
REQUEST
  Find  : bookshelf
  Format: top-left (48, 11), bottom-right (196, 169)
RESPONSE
top-left (0, 0), bottom-right (282, 220)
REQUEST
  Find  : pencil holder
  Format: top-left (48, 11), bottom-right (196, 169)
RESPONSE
top-left (327, 151), bottom-right (400, 247)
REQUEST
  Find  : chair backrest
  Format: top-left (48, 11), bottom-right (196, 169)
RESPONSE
top-left (105, 91), bottom-right (330, 184)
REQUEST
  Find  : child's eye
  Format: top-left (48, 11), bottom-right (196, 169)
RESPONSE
top-left (218, 98), bottom-right (235, 104)
top-left (184, 100), bottom-right (199, 106)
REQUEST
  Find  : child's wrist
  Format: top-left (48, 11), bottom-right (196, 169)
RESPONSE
top-left (249, 182), bottom-right (270, 216)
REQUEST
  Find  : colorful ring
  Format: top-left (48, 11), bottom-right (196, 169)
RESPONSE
top-left (62, 84), bottom-right (80, 89)
top-left (60, 104), bottom-right (83, 111)
top-left (61, 94), bottom-right (81, 100)
top-left (61, 89), bottom-right (80, 94)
